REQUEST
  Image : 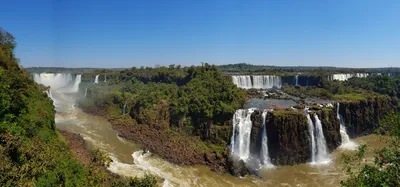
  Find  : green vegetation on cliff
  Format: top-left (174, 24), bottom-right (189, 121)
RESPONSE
top-left (0, 28), bottom-right (156, 186)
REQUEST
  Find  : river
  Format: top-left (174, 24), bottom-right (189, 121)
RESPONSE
top-left (51, 88), bottom-right (384, 187)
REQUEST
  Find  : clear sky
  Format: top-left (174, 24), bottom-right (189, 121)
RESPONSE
top-left (1, 0), bottom-right (399, 68)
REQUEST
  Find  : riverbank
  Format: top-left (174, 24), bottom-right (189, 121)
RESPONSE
top-left (60, 130), bottom-right (92, 167)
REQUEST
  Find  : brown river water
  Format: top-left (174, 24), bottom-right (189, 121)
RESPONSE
top-left (52, 90), bottom-right (384, 187)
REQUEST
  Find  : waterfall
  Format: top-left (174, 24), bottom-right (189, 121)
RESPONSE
top-left (94, 74), bottom-right (99, 84)
top-left (230, 109), bottom-right (255, 161)
top-left (232, 75), bottom-right (282, 89)
top-left (306, 112), bottom-right (330, 164)
top-left (45, 90), bottom-right (54, 100)
top-left (306, 114), bottom-right (316, 163)
top-left (84, 88), bottom-right (88, 97)
top-left (104, 75), bottom-right (107, 82)
top-left (313, 114), bottom-right (329, 164)
top-left (71, 75), bottom-right (81, 93)
top-left (123, 103), bottom-right (127, 115)
top-left (260, 110), bottom-right (273, 167)
top-left (336, 103), bottom-right (357, 150)
top-left (33, 73), bottom-right (73, 89)
top-left (330, 73), bottom-right (369, 81)
top-left (232, 75), bottom-right (252, 89)
top-left (295, 75), bottom-right (299, 86)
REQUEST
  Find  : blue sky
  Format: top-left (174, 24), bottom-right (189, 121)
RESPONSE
top-left (1, 0), bottom-right (399, 68)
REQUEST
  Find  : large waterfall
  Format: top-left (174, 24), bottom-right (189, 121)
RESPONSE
top-left (230, 109), bottom-right (255, 161)
top-left (33, 73), bottom-right (72, 90)
top-left (94, 74), bottom-right (99, 84)
top-left (306, 112), bottom-right (330, 164)
top-left (260, 110), bottom-right (273, 167)
top-left (336, 103), bottom-right (357, 150)
top-left (232, 75), bottom-right (282, 89)
top-left (329, 73), bottom-right (369, 81)
top-left (33, 73), bottom-right (81, 93)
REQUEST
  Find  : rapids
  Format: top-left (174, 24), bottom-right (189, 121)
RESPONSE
top-left (35, 73), bottom-right (386, 187)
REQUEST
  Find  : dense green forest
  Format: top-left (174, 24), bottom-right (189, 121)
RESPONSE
top-left (0, 28), bottom-right (156, 186)
top-left (81, 63), bottom-right (246, 148)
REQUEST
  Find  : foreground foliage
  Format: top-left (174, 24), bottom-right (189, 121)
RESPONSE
top-left (341, 114), bottom-right (400, 186)
top-left (0, 28), bottom-right (156, 186)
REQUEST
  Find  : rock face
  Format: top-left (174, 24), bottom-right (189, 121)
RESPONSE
top-left (265, 110), bottom-right (310, 165)
top-left (339, 96), bottom-right (397, 138)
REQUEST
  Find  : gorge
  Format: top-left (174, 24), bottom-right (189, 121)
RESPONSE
top-left (27, 68), bottom-right (399, 186)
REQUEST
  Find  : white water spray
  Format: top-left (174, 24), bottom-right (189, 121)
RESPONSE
top-left (94, 74), bottom-right (99, 84)
top-left (260, 110), bottom-right (273, 167)
top-left (230, 109), bottom-right (255, 161)
top-left (336, 103), bottom-right (357, 150)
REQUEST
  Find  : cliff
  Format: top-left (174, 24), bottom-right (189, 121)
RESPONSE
top-left (339, 96), bottom-right (397, 138)
top-left (265, 110), bottom-right (310, 165)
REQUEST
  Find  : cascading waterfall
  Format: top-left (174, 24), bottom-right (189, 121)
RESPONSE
top-left (306, 112), bottom-right (330, 164)
top-left (94, 74), bottom-right (99, 84)
top-left (84, 88), bottom-right (88, 97)
top-left (313, 114), bottom-right (329, 164)
top-left (306, 113), bottom-right (316, 163)
top-left (232, 75), bottom-right (282, 89)
top-left (336, 103), bottom-right (357, 150)
top-left (104, 75), bottom-right (107, 82)
top-left (260, 110), bottom-right (273, 167)
top-left (71, 75), bottom-right (82, 93)
top-left (232, 75), bottom-right (252, 89)
top-left (230, 109), bottom-right (255, 161)
top-left (295, 75), bottom-right (299, 85)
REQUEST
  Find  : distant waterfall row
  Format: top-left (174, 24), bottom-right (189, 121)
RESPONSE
top-left (232, 75), bottom-right (282, 89)
top-left (33, 73), bottom-right (81, 92)
top-left (328, 73), bottom-right (369, 81)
